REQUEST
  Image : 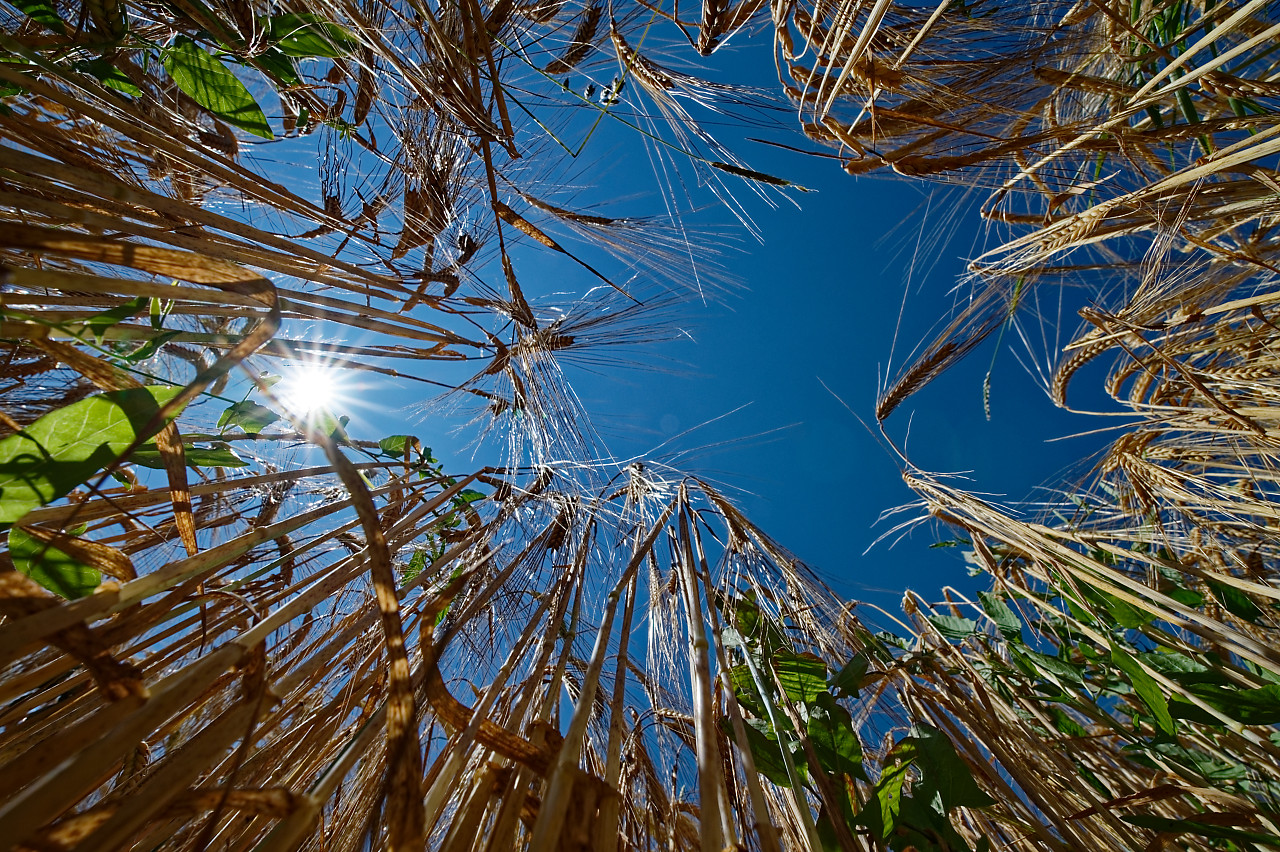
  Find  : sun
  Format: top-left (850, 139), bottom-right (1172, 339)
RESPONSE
top-left (277, 363), bottom-right (344, 418)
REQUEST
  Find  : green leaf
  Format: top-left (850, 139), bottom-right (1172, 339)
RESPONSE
top-left (814, 809), bottom-right (845, 852)
top-left (0, 386), bottom-right (184, 526)
top-left (927, 614), bottom-right (978, 641)
top-left (455, 488), bottom-right (485, 504)
top-left (9, 0), bottom-right (65, 32)
top-left (978, 592), bottom-right (1022, 641)
top-left (218, 401), bottom-right (280, 434)
top-left (1183, 683), bottom-right (1280, 725)
top-left (75, 58), bottom-right (141, 96)
top-left (874, 630), bottom-right (910, 650)
top-left (723, 717), bottom-right (802, 787)
top-left (149, 295), bottom-right (166, 330)
top-left (829, 653), bottom-right (868, 698)
top-left (403, 549), bottom-right (427, 582)
top-left (307, 408), bottom-right (350, 442)
top-left (250, 46), bottom-right (301, 87)
top-left (895, 794), bottom-right (984, 852)
top-left (908, 724), bottom-right (996, 813)
top-left (727, 663), bottom-right (768, 718)
top-left (1136, 740), bottom-right (1248, 784)
top-left (726, 592), bottom-right (790, 656)
top-left (1048, 707), bottom-right (1089, 738)
top-left (163, 37), bottom-right (272, 139)
top-left (771, 650), bottom-right (827, 706)
top-left (8, 526), bottom-right (100, 599)
top-left (860, 756), bottom-right (912, 840)
top-left (267, 13), bottom-right (358, 58)
top-left (1122, 815), bottom-right (1280, 846)
top-left (1109, 640), bottom-right (1175, 736)
top-left (84, 296), bottom-right (146, 343)
top-left (128, 443), bottom-right (248, 470)
top-left (807, 692), bottom-right (866, 780)
top-left (379, 434), bottom-right (416, 456)
top-left (1084, 585), bottom-right (1150, 629)
top-left (124, 330), bottom-right (183, 363)
top-left (1012, 647), bottom-right (1087, 689)
top-left (0, 81), bottom-right (25, 104)
top-left (1207, 579), bottom-right (1263, 623)
top-left (1157, 567), bottom-right (1204, 608)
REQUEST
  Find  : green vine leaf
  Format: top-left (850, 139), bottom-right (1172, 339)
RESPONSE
top-left (9, 0), bottom-right (65, 33)
top-left (163, 37), bottom-right (272, 139)
top-left (84, 296), bottom-right (147, 343)
top-left (1109, 640), bottom-right (1176, 736)
top-left (75, 58), bottom-right (142, 96)
top-left (8, 525), bottom-right (100, 599)
top-left (129, 442), bottom-right (249, 469)
top-left (0, 386), bottom-right (184, 527)
top-left (267, 13), bottom-right (359, 58)
top-left (218, 401), bottom-right (280, 434)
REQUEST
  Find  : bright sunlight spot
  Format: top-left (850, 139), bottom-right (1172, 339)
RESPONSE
top-left (277, 363), bottom-right (344, 417)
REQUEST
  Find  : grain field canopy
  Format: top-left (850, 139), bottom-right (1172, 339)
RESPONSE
top-left (2, 0), bottom-right (1280, 851)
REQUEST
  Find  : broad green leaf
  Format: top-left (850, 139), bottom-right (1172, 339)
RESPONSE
top-left (163, 37), bottom-right (272, 139)
top-left (813, 810), bottom-right (845, 852)
top-left (1058, 586), bottom-right (1098, 626)
top-left (1122, 815), bottom-right (1280, 846)
top-left (455, 488), bottom-right (485, 504)
top-left (149, 295), bottom-right (169, 329)
top-left (860, 756), bottom-right (912, 840)
top-left (75, 58), bottom-right (141, 96)
top-left (379, 434), bottom-right (416, 456)
top-left (1184, 683), bottom-right (1280, 725)
top-left (1157, 567), bottom-right (1205, 608)
top-left (84, 296), bottom-right (146, 342)
top-left (771, 650), bottom-right (827, 706)
top-left (829, 653), bottom-right (868, 697)
top-left (403, 549), bottom-right (427, 582)
top-left (808, 692), bottom-right (867, 780)
top-left (1047, 707), bottom-right (1088, 738)
top-left (305, 408), bottom-right (349, 442)
top-left (128, 443), bottom-right (248, 469)
top-left (726, 664), bottom-right (768, 718)
top-left (123, 330), bottom-right (182, 363)
top-left (722, 717), bottom-right (801, 788)
top-left (927, 614), bottom-right (978, 641)
top-left (0, 386), bottom-right (183, 526)
top-left (1012, 648), bottom-right (1086, 689)
top-left (895, 795), bottom-right (986, 852)
top-left (218, 401), bottom-right (280, 434)
top-left (433, 563), bottom-right (466, 625)
top-left (874, 630), bottom-right (911, 650)
top-left (1082, 585), bottom-right (1149, 629)
top-left (1109, 640), bottom-right (1175, 736)
top-left (1137, 651), bottom-right (1231, 688)
top-left (267, 13), bottom-right (358, 58)
top-left (8, 526), bottom-right (100, 599)
top-left (1207, 579), bottom-right (1263, 623)
top-left (0, 81), bottom-right (26, 103)
top-left (908, 723), bottom-right (996, 813)
top-left (251, 46), bottom-right (300, 87)
top-left (726, 592), bottom-right (789, 656)
top-left (183, 446), bottom-right (248, 467)
top-left (10, 0), bottom-right (65, 32)
top-left (1137, 740), bottom-right (1247, 784)
top-left (978, 592), bottom-right (1022, 641)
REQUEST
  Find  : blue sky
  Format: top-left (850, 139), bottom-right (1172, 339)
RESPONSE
top-left (257, 27), bottom-right (1114, 618)
top-left (555, 146), bottom-right (1109, 612)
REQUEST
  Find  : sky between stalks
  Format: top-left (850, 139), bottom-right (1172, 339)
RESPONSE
top-left (248, 28), bottom-right (1110, 617)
